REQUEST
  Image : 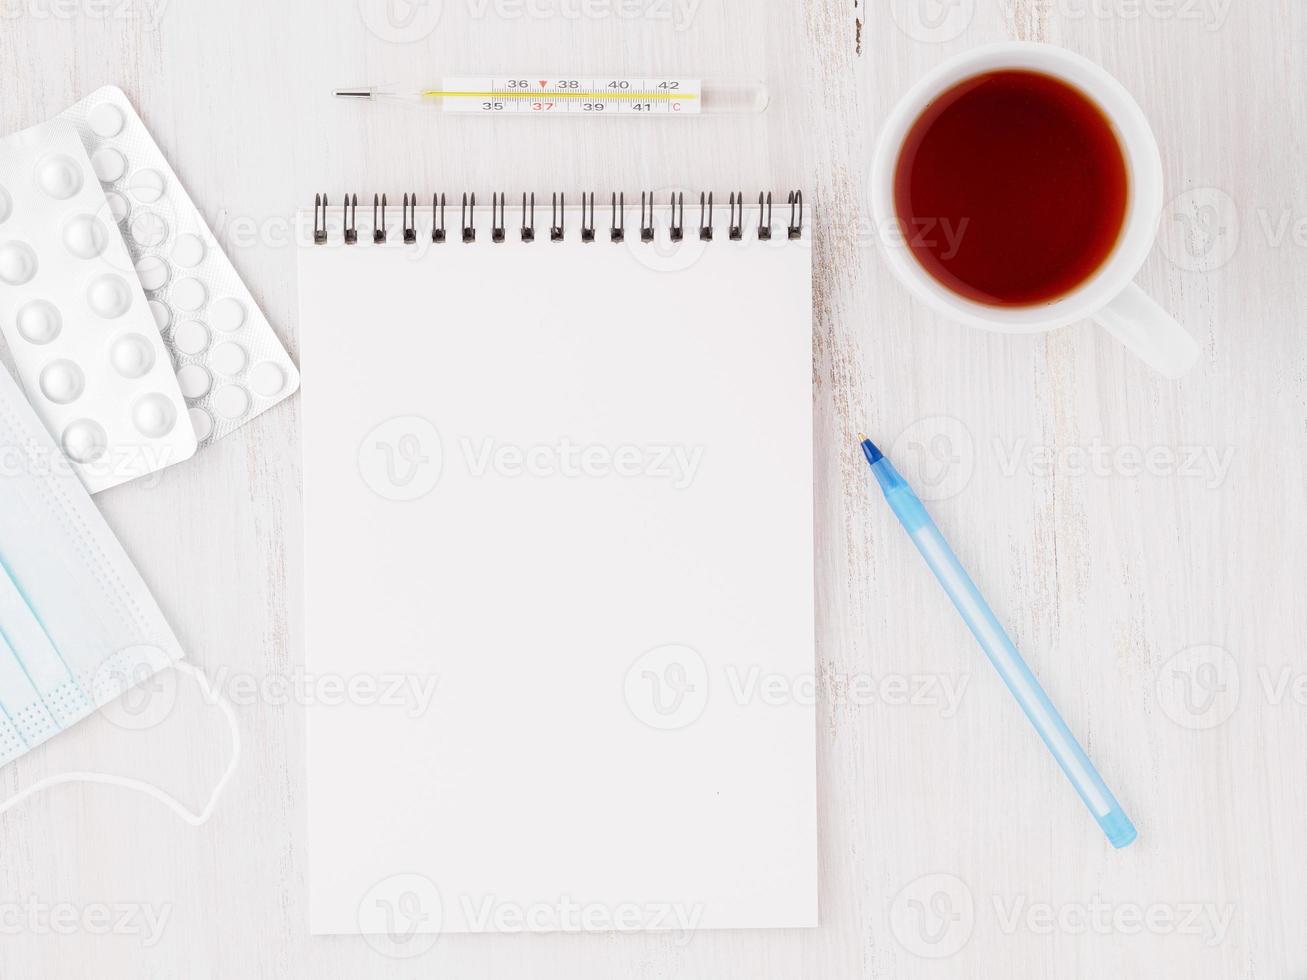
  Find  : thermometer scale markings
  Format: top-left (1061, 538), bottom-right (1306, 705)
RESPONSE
top-left (433, 77), bottom-right (702, 114)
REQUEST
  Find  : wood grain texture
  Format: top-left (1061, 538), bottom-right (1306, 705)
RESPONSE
top-left (0, 0), bottom-right (1303, 975)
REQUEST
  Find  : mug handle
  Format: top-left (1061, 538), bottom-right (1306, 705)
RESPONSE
top-left (1093, 284), bottom-right (1200, 379)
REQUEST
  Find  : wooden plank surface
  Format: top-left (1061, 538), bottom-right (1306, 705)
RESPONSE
top-left (0, 0), bottom-right (1302, 975)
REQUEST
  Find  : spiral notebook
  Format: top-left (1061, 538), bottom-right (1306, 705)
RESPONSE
top-left (298, 191), bottom-right (816, 936)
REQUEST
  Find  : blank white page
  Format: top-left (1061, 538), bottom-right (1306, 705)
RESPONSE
top-left (298, 203), bottom-right (815, 936)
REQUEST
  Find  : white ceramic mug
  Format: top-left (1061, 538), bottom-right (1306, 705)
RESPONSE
top-left (870, 42), bottom-right (1199, 378)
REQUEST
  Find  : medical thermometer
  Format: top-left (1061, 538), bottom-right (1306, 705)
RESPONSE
top-left (333, 77), bottom-right (768, 115)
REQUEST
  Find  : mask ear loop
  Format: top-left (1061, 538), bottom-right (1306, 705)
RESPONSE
top-left (0, 662), bottom-right (241, 827)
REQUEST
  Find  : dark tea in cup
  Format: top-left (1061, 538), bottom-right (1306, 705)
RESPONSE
top-left (893, 69), bottom-right (1129, 307)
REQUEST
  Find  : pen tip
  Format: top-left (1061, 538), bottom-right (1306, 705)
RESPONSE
top-left (859, 437), bottom-right (883, 465)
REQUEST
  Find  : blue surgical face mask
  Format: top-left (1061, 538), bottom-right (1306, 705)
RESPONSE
top-left (0, 366), bottom-right (185, 766)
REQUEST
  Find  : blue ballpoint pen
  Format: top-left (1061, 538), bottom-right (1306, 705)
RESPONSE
top-left (860, 436), bottom-right (1137, 848)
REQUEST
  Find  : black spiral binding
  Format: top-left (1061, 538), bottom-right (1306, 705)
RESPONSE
top-left (372, 194), bottom-right (387, 244)
top-left (550, 193), bottom-right (565, 242)
top-left (432, 194), bottom-right (446, 243)
top-left (669, 192), bottom-right (684, 242)
top-left (640, 192), bottom-right (655, 243)
top-left (344, 194), bottom-right (358, 244)
top-left (312, 192), bottom-right (805, 244)
top-left (580, 192), bottom-right (595, 244)
top-left (491, 193), bottom-right (507, 243)
top-left (610, 193), bottom-right (624, 243)
top-left (313, 193), bottom-right (328, 243)
top-left (461, 193), bottom-right (476, 243)
top-left (787, 191), bottom-right (804, 240)
top-left (521, 193), bottom-right (535, 242)
top-left (402, 193), bottom-right (417, 244)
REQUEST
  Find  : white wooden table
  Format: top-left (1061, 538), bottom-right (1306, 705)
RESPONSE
top-left (1, 0), bottom-right (1302, 976)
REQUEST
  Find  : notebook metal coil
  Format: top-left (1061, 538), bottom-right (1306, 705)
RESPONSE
top-left (311, 191), bottom-right (804, 245)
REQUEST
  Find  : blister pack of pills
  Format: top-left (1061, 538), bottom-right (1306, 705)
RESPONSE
top-left (58, 87), bottom-right (300, 445)
top-left (0, 118), bottom-right (195, 493)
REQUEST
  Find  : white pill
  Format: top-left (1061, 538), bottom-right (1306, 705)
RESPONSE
top-left (105, 191), bottom-right (130, 223)
top-left (176, 363), bottom-right (211, 398)
top-left (129, 210), bottom-right (169, 247)
top-left (128, 168), bottom-right (166, 203)
top-left (188, 407), bottom-right (214, 442)
top-left (89, 102), bottom-right (125, 137)
top-left (149, 299), bottom-right (171, 330)
top-left (37, 155), bottom-right (84, 199)
top-left (133, 392), bottom-right (178, 438)
top-left (0, 242), bottom-right (38, 285)
top-left (16, 300), bottom-right (61, 345)
top-left (172, 319), bottom-right (210, 355)
top-left (135, 255), bottom-right (170, 291)
top-left (213, 384), bottom-right (250, 420)
top-left (110, 333), bottom-right (156, 379)
top-left (62, 213), bottom-right (108, 259)
top-left (249, 361), bottom-right (286, 397)
top-left (92, 147), bottom-right (127, 183)
top-left (172, 233), bottom-right (206, 267)
top-left (172, 277), bottom-right (207, 311)
top-left (62, 419), bottom-right (107, 463)
top-left (210, 341), bottom-right (247, 376)
top-left (210, 296), bottom-right (245, 332)
top-left (87, 273), bottom-right (133, 318)
top-left (39, 360), bottom-right (85, 404)
top-left (0, 186), bottom-right (11, 224)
